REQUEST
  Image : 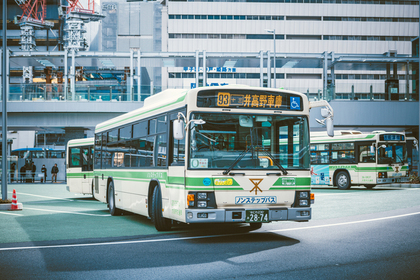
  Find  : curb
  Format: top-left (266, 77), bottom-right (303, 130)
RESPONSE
top-left (0, 203), bottom-right (24, 211)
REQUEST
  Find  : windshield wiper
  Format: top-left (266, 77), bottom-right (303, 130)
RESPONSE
top-left (223, 146), bottom-right (252, 175)
top-left (258, 149), bottom-right (288, 175)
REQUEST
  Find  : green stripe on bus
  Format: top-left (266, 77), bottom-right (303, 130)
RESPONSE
top-left (311, 134), bottom-right (376, 142)
top-left (97, 92), bottom-right (188, 131)
top-left (185, 177), bottom-right (240, 187)
top-left (272, 177), bottom-right (311, 186)
top-left (269, 187), bottom-right (311, 190)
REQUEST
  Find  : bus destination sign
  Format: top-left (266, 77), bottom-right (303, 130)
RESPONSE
top-left (380, 134), bottom-right (404, 141)
top-left (197, 89), bottom-right (302, 111)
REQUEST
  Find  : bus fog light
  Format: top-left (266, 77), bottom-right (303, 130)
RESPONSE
top-left (197, 192), bottom-right (207, 199)
top-left (300, 211), bottom-right (310, 217)
top-left (197, 213), bottom-right (208, 218)
top-left (197, 201), bottom-right (207, 208)
top-left (187, 212), bottom-right (193, 219)
top-left (299, 200), bottom-right (309, 206)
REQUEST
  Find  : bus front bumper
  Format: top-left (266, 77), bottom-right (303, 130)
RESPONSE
top-left (377, 177), bottom-right (410, 184)
top-left (185, 207), bottom-right (311, 223)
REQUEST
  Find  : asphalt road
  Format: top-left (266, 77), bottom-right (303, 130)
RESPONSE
top-left (0, 184), bottom-right (419, 279)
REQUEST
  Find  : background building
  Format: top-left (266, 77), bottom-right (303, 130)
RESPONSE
top-left (162, 0), bottom-right (419, 97)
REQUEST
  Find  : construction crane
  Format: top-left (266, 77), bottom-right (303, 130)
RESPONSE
top-left (14, 0), bottom-right (54, 51)
top-left (60, 0), bottom-right (105, 51)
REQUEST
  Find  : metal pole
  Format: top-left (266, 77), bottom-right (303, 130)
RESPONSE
top-left (64, 50), bottom-right (68, 100)
top-left (323, 51), bottom-right (328, 99)
top-left (137, 49), bottom-right (141, 102)
top-left (273, 29), bottom-right (276, 88)
top-left (2, 0), bottom-right (8, 200)
top-left (267, 51), bottom-right (271, 88)
top-left (71, 49), bottom-right (75, 101)
top-left (195, 50), bottom-right (199, 88)
top-left (203, 50), bottom-right (207, 87)
top-left (259, 50), bottom-right (264, 87)
top-left (129, 49), bottom-right (133, 101)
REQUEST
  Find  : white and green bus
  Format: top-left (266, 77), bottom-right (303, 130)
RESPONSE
top-left (66, 138), bottom-right (95, 195)
top-left (93, 85), bottom-right (333, 231)
top-left (310, 130), bottom-right (410, 190)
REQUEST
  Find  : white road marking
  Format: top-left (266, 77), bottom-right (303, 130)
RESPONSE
top-left (24, 207), bottom-right (111, 217)
top-left (8, 191), bottom-right (74, 201)
top-left (1, 211), bottom-right (419, 252)
top-left (0, 211), bottom-right (23, 216)
top-left (270, 211), bottom-right (420, 233)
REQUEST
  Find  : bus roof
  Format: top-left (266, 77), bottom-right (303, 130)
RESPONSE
top-left (311, 130), bottom-right (406, 142)
top-left (67, 137), bottom-right (95, 147)
top-left (12, 147), bottom-right (63, 152)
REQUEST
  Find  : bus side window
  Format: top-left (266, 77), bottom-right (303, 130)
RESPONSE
top-left (69, 147), bottom-right (81, 167)
top-left (358, 145), bottom-right (375, 163)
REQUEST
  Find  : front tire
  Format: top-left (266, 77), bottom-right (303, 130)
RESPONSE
top-left (336, 171), bottom-right (350, 190)
top-left (108, 182), bottom-right (120, 216)
top-left (151, 186), bottom-right (172, 231)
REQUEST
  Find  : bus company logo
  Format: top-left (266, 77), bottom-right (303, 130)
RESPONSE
top-left (214, 178), bottom-right (233, 186)
top-left (394, 166), bottom-right (399, 173)
top-left (249, 179), bottom-right (263, 195)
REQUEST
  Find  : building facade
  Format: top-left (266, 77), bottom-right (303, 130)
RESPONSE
top-left (162, 0), bottom-right (419, 97)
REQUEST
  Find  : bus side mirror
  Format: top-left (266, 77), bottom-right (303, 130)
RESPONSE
top-left (326, 118), bottom-right (334, 137)
top-left (173, 119), bottom-right (185, 140)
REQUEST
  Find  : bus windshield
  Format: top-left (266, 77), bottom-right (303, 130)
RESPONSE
top-left (188, 113), bottom-right (309, 170)
top-left (377, 142), bottom-right (407, 164)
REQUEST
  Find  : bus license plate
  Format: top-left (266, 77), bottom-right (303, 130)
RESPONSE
top-left (245, 210), bottom-right (269, 223)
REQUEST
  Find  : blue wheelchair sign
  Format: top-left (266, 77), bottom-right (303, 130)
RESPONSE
top-left (290, 97), bottom-right (301, 110)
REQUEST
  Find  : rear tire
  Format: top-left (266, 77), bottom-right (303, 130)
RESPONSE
top-left (151, 186), bottom-right (172, 231)
top-left (336, 171), bottom-right (350, 190)
top-left (108, 182), bottom-right (120, 216)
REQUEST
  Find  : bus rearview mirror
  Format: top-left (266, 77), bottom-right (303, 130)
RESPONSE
top-left (173, 119), bottom-right (185, 140)
top-left (326, 118), bottom-right (334, 137)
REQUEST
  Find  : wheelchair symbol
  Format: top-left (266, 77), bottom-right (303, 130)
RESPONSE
top-left (290, 97), bottom-right (300, 109)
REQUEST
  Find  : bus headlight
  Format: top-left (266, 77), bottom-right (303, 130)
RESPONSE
top-left (299, 192), bottom-right (309, 198)
top-left (197, 192), bottom-right (207, 199)
top-left (187, 192), bottom-right (216, 209)
top-left (197, 201), bottom-right (207, 208)
top-left (294, 191), bottom-right (311, 208)
top-left (299, 200), bottom-right (309, 207)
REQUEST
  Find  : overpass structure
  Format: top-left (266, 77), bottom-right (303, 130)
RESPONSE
top-left (0, 49), bottom-right (419, 141)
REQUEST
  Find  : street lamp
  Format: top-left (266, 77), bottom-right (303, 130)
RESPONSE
top-left (266, 29), bottom-right (276, 88)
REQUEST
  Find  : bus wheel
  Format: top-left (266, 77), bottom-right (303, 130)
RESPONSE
top-left (365, 184), bottom-right (376, 190)
top-left (152, 186), bottom-right (172, 231)
top-left (336, 171), bottom-right (350, 190)
top-left (249, 222), bottom-right (262, 231)
top-left (108, 182), bottom-right (120, 216)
